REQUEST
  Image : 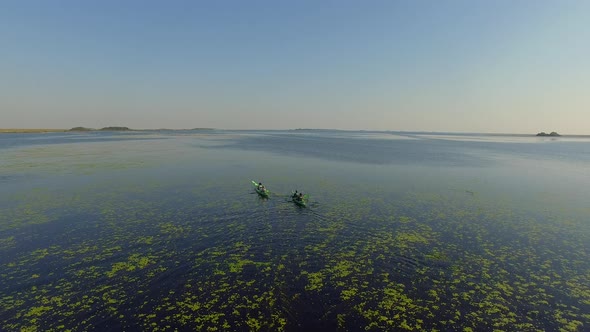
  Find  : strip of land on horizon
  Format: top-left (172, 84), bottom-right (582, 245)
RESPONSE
top-left (0, 129), bottom-right (67, 133)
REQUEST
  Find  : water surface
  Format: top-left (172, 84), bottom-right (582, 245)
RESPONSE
top-left (1, 130), bottom-right (589, 331)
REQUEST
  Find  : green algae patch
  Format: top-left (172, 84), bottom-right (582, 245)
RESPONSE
top-left (106, 254), bottom-right (154, 278)
top-left (302, 271), bottom-right (324, 291)
top-left (0, 236), bottom-right (16, 252)
top-left (25, 306), bottom-right (53, 317)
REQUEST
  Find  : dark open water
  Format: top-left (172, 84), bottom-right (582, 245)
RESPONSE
top-left (1, 130), bottom-right (589, 331)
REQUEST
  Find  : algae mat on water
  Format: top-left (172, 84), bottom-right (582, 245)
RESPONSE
top-left (1, 180), bottom-right (589, 331)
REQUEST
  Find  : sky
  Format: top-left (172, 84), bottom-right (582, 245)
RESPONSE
top-left (1, 0), bottom-right (589, 133)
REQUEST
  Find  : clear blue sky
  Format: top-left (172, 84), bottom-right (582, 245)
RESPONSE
top-left (1, 0), bottom-right (589, 133)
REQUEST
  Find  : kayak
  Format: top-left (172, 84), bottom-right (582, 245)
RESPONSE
top-left (293, 198), bottom-right (306, 207)
top-left (291, 192), bottom-right (307, 207)
top-left (252, 180), bottom-right (269, 198)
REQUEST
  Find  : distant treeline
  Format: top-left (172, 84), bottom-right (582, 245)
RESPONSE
top-left (69, 127), bottom-right (131, 132)
top-left (536, 131), bottom-right (561, 137)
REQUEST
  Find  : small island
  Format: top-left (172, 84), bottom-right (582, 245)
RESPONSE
top-left (67, 126), bottom-right (132, 132)
top-left (536, 131), bottom-right (561, 137)
top-left (99, 126), bottom-right (131, 131)
top-left (68, 127), bottom-right (94, 132)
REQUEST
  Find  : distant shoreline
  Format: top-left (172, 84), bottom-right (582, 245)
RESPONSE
top-left (0, 129), bottom-right (67, 133)
top-left (0, 127), bottom-right (216, 134)
top-left (0, 127), bottom-right (135, 133)
top-left (1, 128), bottom-right (588, 137)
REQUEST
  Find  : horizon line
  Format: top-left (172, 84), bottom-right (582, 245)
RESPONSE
top-left (1, 128), bottom-right (587, 136)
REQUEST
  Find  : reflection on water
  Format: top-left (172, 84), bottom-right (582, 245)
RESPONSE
top-left (0, 131), bottom-right (589, 331)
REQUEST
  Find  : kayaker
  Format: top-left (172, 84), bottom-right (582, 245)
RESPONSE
top-left (258, 182), bottom-right (265, 191)
top-left (298, 192), bottom-right (304, 201)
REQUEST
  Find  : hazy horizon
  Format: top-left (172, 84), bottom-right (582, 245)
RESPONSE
top-left (2, 1), bottom-right (589, 134)
top-left (2, 127), bottom-right (586, 137)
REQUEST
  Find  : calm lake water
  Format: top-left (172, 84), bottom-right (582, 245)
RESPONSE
top-left (1, 130), bottom-right (589, 331)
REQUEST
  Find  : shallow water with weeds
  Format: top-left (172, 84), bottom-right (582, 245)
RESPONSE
top-left (1, 130), bottom-right (589, 331)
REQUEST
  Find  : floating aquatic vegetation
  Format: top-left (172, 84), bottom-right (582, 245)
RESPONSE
top-left (1, 134), bottom-right (589, 331)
